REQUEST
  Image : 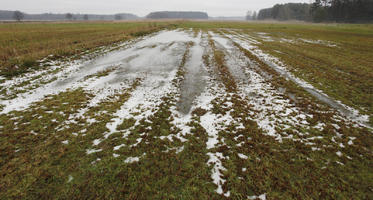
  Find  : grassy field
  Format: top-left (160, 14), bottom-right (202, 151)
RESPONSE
top-left (0, 21), bottom-right (176, 77)
top-left (0, 21), bottom-right (372, 199)
top-left (178, 21), bottom-right (373, 124)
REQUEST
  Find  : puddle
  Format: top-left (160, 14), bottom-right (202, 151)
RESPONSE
top-left (210, 32), bottom-right (251, 84)
top-left (177, 33), bottom-right (207, 114)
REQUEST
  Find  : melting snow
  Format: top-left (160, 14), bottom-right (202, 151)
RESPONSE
top-left (248, 193), bottom-right (267, 200)
top-left (207, 152), bottom-right (229, 196)
top-left (238, 153), bottom-right (248, 159)
top-left (86, 149), bottom-right (102, 155)
top-left (67, 175), bottom-right (74, 183)
top-left (222, 30), bottom-right (370, 128)
top-left (124, 156), bottom-right (140, 163)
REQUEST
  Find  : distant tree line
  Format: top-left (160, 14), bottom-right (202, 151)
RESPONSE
top-left (257, 3), bottom-right (311, 21)
top-left (255, 0), bottom-right (373, 23)
top-left (146, 11), bottom-right (208, 19)
top-left (246, 11), bottom-right (257, 20)
top-left (0, 10), bottom-right (139, 21)
top-left (311, 0), bottom-right (373, 22)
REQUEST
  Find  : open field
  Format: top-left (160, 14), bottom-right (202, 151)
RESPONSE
top-left (0, 21), bottom-right (177, 77)
top-left (0, 22), bottom-right (372, 199)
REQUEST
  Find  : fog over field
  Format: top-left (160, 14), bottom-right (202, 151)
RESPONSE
top-left (2, 0), bottom-right (309, 16)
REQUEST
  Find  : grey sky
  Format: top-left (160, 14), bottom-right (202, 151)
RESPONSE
top-left (2, 0), bottom-right (311, 17)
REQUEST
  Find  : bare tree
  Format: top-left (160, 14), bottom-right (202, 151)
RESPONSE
top-left (252, 11), bottom-right (257, 20)
top-left (65, 13), bottom-right (73, 21)
top-left (246, 11), bottom-right (253, 20)
top-left (83, 14), bottom-right (89, 21)
top-left (13, 11), bottom-right (24, 22)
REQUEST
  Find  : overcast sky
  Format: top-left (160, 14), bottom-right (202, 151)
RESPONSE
top-left (2, 0), bottom-right (311, 17)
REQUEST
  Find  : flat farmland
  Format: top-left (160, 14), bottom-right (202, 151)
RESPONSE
top-left (0, 21), bottom-right (372, 199)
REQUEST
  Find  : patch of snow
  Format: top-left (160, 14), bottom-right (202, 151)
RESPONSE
top-left (67, 175), bottom-right (74, 183)
top-left (176, 146), bottom-right (184, 154)
top-left (248, 193), bottom-right (267, 200)
top-left (202, 113), bottom-right (220, 149)
top-left (332, 124), bottom-right (341, 130)
top-left (207, 152), bottom-right (229, 196)
top-left (299, 38), bottom-right (338, 47)
top-left (124, 156), bottom-right (140, 163)
top-left (91, 158), bottom-right (101, 165)
top-left (256, 32), bottom-right (268, 35)
top-left (280, 38), bottom-right (296, 44)
top-left (210, 31), bottom-right (232, 48)
top-left (86, 149), bottom-right (102, 155)
top-left (136, 29), bottom-right (196, 45)
top-left (114, 144), bottom-right (125, 151)
top-left (348, 137), bottom-right (356, 145)
top-left (254, 32), bottom-right (274, 42)
top-left (93, 139), bottom-right (102, 146)
top-left (170, 109), bottom-right (192, 141)
top-left (336, 161), bottom-right (344, 165)
top-left (238, 153), bottom-right (248, 159)
top-left (312, 147), bottom-right (321, 151)
top-left (314, 122), bottom-right (326, 131)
